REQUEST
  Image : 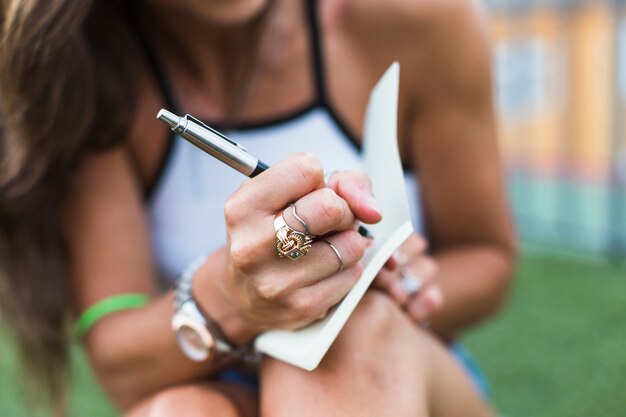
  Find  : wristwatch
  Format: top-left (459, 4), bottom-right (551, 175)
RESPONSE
top-left (171, 256), bottom-right (234, 362)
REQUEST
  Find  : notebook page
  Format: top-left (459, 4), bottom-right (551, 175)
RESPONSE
top-left (254, 63), bottom-right (413, 370)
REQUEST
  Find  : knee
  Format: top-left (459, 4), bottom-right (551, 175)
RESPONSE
top-left (340, 290), bottom-right (440, 354)
top-left (346, 290), bottom-right (405, 338)
top-left (321, 291), bottom-right (439, 377)
top-left (325, 291), bottom-right (412, 358)
top-left (124, 384), bottom-right (241, 417)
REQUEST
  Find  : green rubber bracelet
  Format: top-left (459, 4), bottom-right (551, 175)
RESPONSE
top-left (75, 293), bottom-right (150, 337)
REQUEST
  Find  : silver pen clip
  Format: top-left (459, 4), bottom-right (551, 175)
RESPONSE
top-left (186, 115), bottom-right (249, 152)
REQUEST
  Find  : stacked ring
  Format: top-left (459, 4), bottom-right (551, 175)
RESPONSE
top-left (289, 203), bottom-right (312, 235)
top-left (273, 204), bottom-right (343, 272)
top-left (274, 207), bottom-right (314, 261)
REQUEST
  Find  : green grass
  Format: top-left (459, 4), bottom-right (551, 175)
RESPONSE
top-left (464, 249), bottom-right (626, 417)
top-left (0, 343), bottom-right (115, 417)
top-left (1, 250), bottom-right (624, 416)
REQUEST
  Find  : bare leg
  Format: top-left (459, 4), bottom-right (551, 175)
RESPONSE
top-left (123, 381), bottom-right (257, 417)
top-left (261, 291), bottom-right (492, 417)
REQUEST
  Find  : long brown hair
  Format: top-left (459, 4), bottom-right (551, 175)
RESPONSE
top-left (0, 0), bottom-right (142, 412)
top-left (0, 0), bottom-right (272, 413)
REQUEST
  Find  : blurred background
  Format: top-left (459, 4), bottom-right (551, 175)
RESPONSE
top-left (1, 1), bottom-right (625, 416)
top-left (468, 1), bottom-right (625, 415)
top-left (490, 0), bottom-right (626, 256)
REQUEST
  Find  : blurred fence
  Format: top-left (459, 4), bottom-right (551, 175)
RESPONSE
top-left (486, 0), bottom-right (626, 258)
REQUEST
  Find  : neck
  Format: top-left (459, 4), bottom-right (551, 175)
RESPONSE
top-left (146, 4), bottom-right (266, 81)
top-left (141, 0), bottom-right (300, 116)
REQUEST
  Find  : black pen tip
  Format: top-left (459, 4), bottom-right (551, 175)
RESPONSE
top-left (358, 225), bottom-right (374, 239)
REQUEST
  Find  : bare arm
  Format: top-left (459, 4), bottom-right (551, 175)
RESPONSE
top-left (63, 148), bottom-right (225, 410)
top-left (63, 147), bottom-right (380, 410)
top-left (405, 1), bottom-right (517, 339)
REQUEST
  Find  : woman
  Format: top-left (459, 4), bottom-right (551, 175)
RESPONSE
top-left (0, 0), bottom-right (515, 415)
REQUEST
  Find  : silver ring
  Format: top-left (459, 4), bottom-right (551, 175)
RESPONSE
top-left (400, 269), bottom-right (423, 296)
top-left (289, 203), bottom-right (313, 236)
top-left (323, 239), bottom-right (344, 273)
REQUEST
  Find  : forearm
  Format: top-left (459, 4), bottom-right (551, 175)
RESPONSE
top-left (429, 244), bottom-right (516, 341)
top-left (84, 291), bottom-right (225, 411)
top-left (71, 155), bottom-right (379, 411)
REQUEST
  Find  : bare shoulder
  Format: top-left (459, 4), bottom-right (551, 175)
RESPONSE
top-left (327, 0), bottom-right (492, 99)
top-left (334, 0), bottom-right (485, 29)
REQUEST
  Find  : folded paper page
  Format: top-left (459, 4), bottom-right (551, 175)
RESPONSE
top-left (254, 63), bottom-right (413, 371)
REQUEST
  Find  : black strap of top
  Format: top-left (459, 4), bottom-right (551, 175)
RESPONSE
top-left (132, 0), bottom-right (339, 129)
top-left (306, 0), bottom-right (360, 148)
top-left (306, 0), bottom-right (329, 107)
top-left (130, 0), bottom-right (359, 154)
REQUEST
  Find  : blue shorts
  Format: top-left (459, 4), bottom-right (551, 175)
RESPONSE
top-left (450, 344), bottom-right (491, 399)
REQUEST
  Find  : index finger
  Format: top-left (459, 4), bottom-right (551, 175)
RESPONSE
top-left (236, 153), bottom-right (326, 214)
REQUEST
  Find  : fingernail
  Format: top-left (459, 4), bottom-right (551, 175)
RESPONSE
top-left (365, 195), bottom-right (381, 215)
top-left (364, 238), bottom-right (374, 249)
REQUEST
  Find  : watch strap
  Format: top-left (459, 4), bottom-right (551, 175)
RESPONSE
top-left (173, 256), bottom-right (207, 310)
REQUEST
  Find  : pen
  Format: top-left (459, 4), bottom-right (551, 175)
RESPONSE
top-left (157, 109), bottom-right (269, 177)
top-left (156, 109), bottom-right (374, 239)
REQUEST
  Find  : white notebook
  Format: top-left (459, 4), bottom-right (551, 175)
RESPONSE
top-left (254, 63), bottom-right (414, 371)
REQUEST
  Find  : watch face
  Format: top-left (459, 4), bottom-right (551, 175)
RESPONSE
top-left (172, 314), bottom-right (213, 362)
top-left (178, 325), bottom-right (207, 354)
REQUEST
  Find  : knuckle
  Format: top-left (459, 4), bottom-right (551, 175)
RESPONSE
top-left (318, 189), bottom-right (344, 224)
top-left (290, 295), bottom-right (319, 321)
top-left (316, 308), bottom-right (331, 321)
top-left (224, 192), bottom-right (245, 227)
top-left (229, 241), bottom-right (257, 272)
top-left (293, 152), bottom-right (324, 186)
top-left (256, 279), bottom-right (289, 301)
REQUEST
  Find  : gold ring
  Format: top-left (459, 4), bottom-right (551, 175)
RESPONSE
top-left (274, 210), bottom-right (313, 260)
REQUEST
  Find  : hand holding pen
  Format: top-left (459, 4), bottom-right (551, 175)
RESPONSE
top-left (157, 109), bottom-right (375, 239)
top-left (157, 109), bottom-right (383, 343)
